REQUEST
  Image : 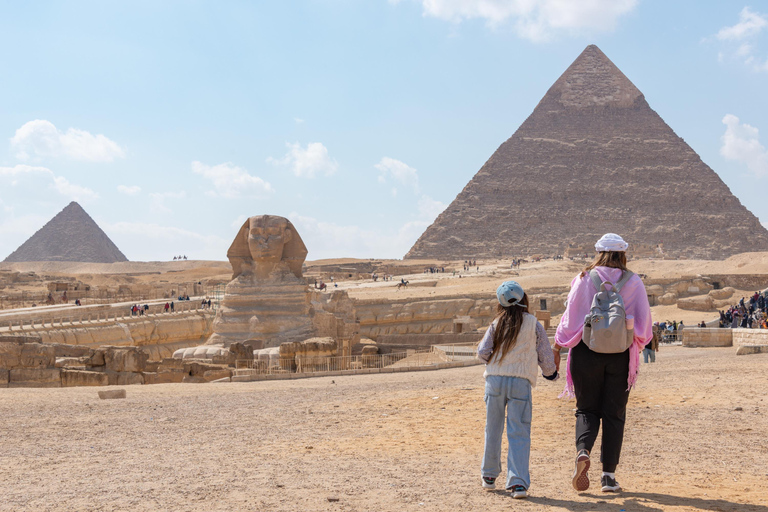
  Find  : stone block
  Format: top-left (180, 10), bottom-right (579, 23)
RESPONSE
top-left (105, 370), bottom-right (145, 386)
top-left (159, 357), bottom-right (185, 370)
top-left (0, 340), bottom-right (24, 369)
top-left (0, 368), bottom-right (8, 385)
top-left (55, 356), bottom-right (91, 368)
top-left (104, 347), bottom-right (148, 372)
top-left (9, 368), bottom-right (61, 387)
top-left (98, 389), bottom-right (126, 399)
top-left (182, 375), bottom-right (207, 384)
top-left (736, 344), bottom-right (768, 355)
top-left (185, 361), bottom-right (227, 377)
top-left (202, 369), bottom-right (231, 382)
top-left (142, 370), bottom-right (185, 384)
top-left (89, 348), bottom-right (106, 367)
top-left (50, 344), bottom-right (93, 358)
top-left (20, 343), bottom-right (56, 368)
top-left (61, 370), bottom-right (109, 387)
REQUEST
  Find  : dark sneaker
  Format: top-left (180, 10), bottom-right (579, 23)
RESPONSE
top-left (482, 477), bottom-right (496, 489)
top-left (510, 485), bottom-right (527, 499)
top-left (572, 450), bottom-right (590, 491)
top-left (601, 475), bottom-right (621, 492)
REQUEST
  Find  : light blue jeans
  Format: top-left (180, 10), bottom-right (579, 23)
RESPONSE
top-left (481, 375), bottom-right (532, 490)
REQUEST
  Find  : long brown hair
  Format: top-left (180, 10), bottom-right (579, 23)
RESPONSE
top-left (580, 251), bottom-right (628, 278)
top-left (489, 293), bottom-right (530, 362)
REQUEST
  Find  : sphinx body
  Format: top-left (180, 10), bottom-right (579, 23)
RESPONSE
top-left (175, 215), bottom-right (314, 358)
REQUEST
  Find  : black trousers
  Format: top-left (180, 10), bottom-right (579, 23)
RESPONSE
top-left (570, 341), bottom-right (630, 473)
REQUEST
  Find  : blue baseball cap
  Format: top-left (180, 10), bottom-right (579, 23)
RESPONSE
top-left (496, 281), bottom-right (526, 308)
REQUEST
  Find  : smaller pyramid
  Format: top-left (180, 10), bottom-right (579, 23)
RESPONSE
top-left (3, 202), bottom-right (128, 263)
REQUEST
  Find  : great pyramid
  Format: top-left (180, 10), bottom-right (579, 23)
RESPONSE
top-left (3, 201), bottom-right (128, 263)
top-left (406, 45), bottom-right (768, 260)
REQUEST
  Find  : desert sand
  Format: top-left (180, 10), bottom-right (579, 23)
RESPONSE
top-left (1, 345), bottom-right (766, 512)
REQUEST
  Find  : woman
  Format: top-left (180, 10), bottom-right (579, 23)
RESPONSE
top-left (477, 281), bottom-right (558, 498)
top-left (553, 233), bottom-right (652, 493)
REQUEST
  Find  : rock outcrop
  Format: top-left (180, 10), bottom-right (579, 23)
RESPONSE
top-left (406, 45), bottom-right (768, 260)
top-left (4, 202), bottom-right (128, 263)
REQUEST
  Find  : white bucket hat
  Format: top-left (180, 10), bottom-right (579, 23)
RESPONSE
top-left (595, 233), bottom-right (628, 252)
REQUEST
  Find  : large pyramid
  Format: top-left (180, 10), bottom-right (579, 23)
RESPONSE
top-left (406, 45), bottom-right (768, 260)
top-left (3, 202), bottom-right (128, 263)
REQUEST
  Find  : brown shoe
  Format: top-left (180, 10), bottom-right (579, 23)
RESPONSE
top-left (572, 450), bottom-right (590, 491)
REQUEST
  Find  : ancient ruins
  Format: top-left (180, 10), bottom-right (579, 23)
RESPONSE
top-left (3, 45), bottom-right (768, 390)
top-left (406, 45), bottom-right (768, 260)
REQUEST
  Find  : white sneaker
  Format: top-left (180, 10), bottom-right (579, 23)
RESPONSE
top-left (482, 477), bottom-right (496, 489)
top-left (510, 485), bottom-right (527, 499)
top-left (601, 475), bottom-right (621, 492)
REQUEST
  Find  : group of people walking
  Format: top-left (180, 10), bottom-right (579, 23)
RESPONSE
top-left (477, 233), bottom-right (652, 498)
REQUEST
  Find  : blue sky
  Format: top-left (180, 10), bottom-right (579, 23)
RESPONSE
top-left (1, 1), bottom-right (767, 261)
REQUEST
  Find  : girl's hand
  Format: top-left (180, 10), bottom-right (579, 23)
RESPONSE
top-left (552, 346), bottom-right (561, 370)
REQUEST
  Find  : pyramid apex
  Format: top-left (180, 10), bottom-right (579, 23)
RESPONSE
top-left (541, 45), bottom-right (643, 109)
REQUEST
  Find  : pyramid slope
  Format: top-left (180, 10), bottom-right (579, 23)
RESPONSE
top-left (3, 202), bottom-right (128, 263)
top-left (406, 45), bottom-right (768, 260)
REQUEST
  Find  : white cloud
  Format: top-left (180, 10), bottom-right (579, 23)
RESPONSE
top-left (717, 7), bottom-right (767, 41)
top-left (117, 185), bottom-right (141, 196)
top-left (149, 191), bottom-right (186, 213)
top-left (231, 214), bottom-right (249, 228)
top-left (375, 157), bottom-right (420, 194)
top-left (10, 120), bottom-right (125, 162)
top-left (294, 118), bottom-right (305, 124)
top-left (417, 194), bottom-right (447, 219)
top-left (713, 7), bottom-right (768, 71)
top-left (288, 194), bottom-right (446, 259)
top-left (721, 114), bottom-right (768, 177)
top-left (395, 0), bottom-right (637, 41)
top-left (104, 221), bottom-right (229, 261)
top-left (191, 161), bottom-right (274, 198)
top-left (0, 165), bottom-right (97, 202)
top-left (268, 142), bottom-right (338, 178)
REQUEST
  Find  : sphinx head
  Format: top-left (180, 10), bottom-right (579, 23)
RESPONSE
top-left (227, 215), bottom-right (307, 279)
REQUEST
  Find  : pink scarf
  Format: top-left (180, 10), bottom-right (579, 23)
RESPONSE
top-left (555, 267), bottom-right (652, 398)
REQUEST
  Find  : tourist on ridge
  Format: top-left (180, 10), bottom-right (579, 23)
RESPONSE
top-left (476, 281), bottom-right (558, 499)
top-left (552, 233), bottom-right (652, 494)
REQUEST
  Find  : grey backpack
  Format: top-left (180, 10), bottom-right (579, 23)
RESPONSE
top-left (582, 270), bottom-right (634, 354)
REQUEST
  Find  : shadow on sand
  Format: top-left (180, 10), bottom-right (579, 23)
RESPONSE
top-left (525, 491), bottom-right (767, 512)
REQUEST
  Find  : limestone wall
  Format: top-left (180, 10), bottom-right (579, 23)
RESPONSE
top-left (731, 328), bottom-right (768, 347)
top-left (10, 311), bottom-right (214, 360)
top-left (0, 337), bottom-right (234, 388)
top-left (0, 300), bottom-right (204, 330)
top-left (682, 328), bottom-right (733, 347)
top-left (354, 296), bottom-right (496, 340)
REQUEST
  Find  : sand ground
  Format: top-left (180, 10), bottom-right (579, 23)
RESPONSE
top-left (1, 346), bottom-right (766, 512)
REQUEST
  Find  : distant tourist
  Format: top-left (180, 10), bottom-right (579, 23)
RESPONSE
top-left (644, 325), bottom-right (659, 363)
top-left (699, 320), bottom-right (707, 328)
top-left (553, 233), bottom-right (652, 494)
top-left (164, 302), bottom-right (170, 313)
top-left (170, 301), bottom-right (174, 312)
top-left (476, 281), bottom-right (558, 499)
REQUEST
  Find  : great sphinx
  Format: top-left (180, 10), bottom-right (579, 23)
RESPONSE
top-left (175, 215), bottom-right (316, 359)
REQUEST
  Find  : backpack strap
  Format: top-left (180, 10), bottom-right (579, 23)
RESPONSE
top-left (614, 270), bottom-right (635, 293)
top-left (588, 270), bottom-right (603, 290)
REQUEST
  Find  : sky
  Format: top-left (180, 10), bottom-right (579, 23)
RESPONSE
top-left (1, 0), bottom-right (767, 262)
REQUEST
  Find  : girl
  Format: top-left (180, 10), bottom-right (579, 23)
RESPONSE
top-left (553, 233), bottom-right (652, 493)
top-left (477, 281), bottom-right (558, 498)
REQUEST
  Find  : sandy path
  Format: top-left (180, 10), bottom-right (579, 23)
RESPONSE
top-left (1, 346), bottom-right (766, 511)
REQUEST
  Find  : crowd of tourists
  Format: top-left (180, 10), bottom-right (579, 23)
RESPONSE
top-left (718, 291), bottom-right (768, 328)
